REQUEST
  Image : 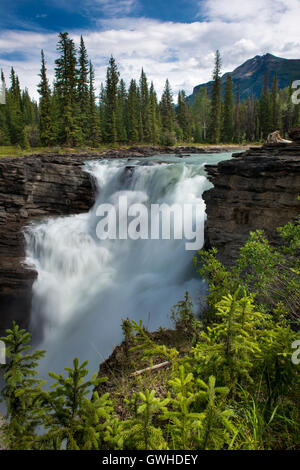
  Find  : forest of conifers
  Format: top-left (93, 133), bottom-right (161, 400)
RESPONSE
top-left (1, 32), bottom-right (300, 149)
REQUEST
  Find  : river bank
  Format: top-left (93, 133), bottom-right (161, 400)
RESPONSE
top-left (0, 144), bottom-right (256, 159)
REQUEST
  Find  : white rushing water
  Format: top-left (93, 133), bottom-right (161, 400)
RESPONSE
top-left (25, 153), bottom-right (232, 379)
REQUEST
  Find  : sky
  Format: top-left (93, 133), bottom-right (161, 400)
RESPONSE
top-left (1, 0), bottom-right (300, 101)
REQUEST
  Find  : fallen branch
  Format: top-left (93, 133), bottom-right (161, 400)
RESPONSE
top-left (132, 361), bottom-right (170, 377)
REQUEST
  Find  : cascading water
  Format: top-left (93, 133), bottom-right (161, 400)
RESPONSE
top-left (25, 153), bottom-right (232, 379)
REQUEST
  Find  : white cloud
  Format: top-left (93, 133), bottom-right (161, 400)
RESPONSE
top-left (88, 0), bottom-right (138, 16)
top-left (1, 0), bottom-right (300, 102)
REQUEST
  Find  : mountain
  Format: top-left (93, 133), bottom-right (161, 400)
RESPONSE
top-left (187, 53), bottom-right (300, 104)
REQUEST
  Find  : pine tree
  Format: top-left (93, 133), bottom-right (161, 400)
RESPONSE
top-left (159, 79), bottom-right (175, 142)
top-left (22, 89), bottom-right (37, 126)
top-left (127, 79), bottom-right (139, 142)
top-left (149, 82), bottom-right (159, 144)
top-left (271, 73), bottom-right (280, 130)
top-left (42, 358), bottom-right (111, 450)
top-left (88, 61), bottom-right (101, 146)
top-left (191, 87), bottom-right (210, 142)
top-left (78, 36), bottom-right (90, 143)
top-left (139, 69), bottom-right (151, 142)
top-left (221, 74), bottom-right (234, 143)
top-left (0, 322), bottom-right (46, 449)
top-left (245, 96), bottom-right (257, 142)
top-left (6, 68), bottom-right (26, 146)
top-left (259, 71), bottom-right (272, 139)
top-left (104, 56), bottom-right (119, 143)
top-left (99, 83), bottom-right (106, 140)
top-left (55, 32), bottom-right (82, 146)
top-left (208, 50), bottom-right (222, 143)
top-left (116, 79), bottom-right (128, 142)
top-left (234, 82), bottom-right (241, 143)
top-left (37, 50), bottom-right (55, 146)
top-left (177, 90), bottom-right (192, 142)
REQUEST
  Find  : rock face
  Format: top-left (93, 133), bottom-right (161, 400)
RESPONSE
top-left (203, 142), bottom-right (300, 265)
top-left (2, 143), bottom-right (287, 335)
top-left (0, 145), bottom-right (250, 335)
top-left (0, 154), bottom-right (98, 335)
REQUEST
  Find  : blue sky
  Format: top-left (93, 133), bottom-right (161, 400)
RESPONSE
top-left (1, 0), bottom-right (300, 100)
top-left (1, 0), bottom-right (202, 31)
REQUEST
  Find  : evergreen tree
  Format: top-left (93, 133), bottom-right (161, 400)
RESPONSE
top-left (99, 83), bottom-right (106, 140)
top-left (221, 74), bottom-right (234, 143)
top-left (282, 81), bottom-right (294, 136)
top-left (245, 96), bottom-right (257, 142)
top-left (271, 73), bottom-right (280, 130)
top-left (208, 50), bottom-right (222, 143)
top-left (127, 79), bottom-right (139, 142)
top-left (259, 71), bottom-right (272, 138)
top-left (0, 323), bottom-right (45, 449)
top-left (160, 79), bottom-right (175, 134)
top-left (78, 36), bottom-right (90, 143)
top-left (6, 68), bottom-right (26, 146)
top-left (55, 32), bottom-right (82, 146)
top-left (37, 50), bottom-right (55, 146)
top-left (104, 56), bottom-right (119, 143)
top-left (21, 89), bottom-right (37, 126)
top-left (192, 87), bottom-right (210, 142)
top-left (234, 82), bottom-right (241, 143)
top-left (177, 90), bottom-right (192, 142)
top-left (116, 79), bottom-right (128, 142)
top-left (149, 82), bottom-right (159, 144)
top-left (88, 61), bottom-right (101, 146)
top-left (139, 69), bottom-right (151, 142)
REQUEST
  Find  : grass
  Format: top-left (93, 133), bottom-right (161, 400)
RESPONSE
top-left (96, 327), bottom-right (190, 420)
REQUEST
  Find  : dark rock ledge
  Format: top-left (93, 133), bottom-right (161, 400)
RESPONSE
top-left (203, 141), bottom-right (300, 265)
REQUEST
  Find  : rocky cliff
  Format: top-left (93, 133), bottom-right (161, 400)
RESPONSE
top-left (0, 153), bottom-right (98, 335)
top-left (203, 140), bottom-right (300, 265)
top-left (1, 142), bottom-right (298, 335)
top-left (0, 145), bottom-right (245, 335)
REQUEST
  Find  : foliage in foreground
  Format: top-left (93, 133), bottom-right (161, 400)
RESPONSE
top-left (0, 216), bottom-right (299, 450)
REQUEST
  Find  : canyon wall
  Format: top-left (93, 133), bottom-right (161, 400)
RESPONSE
top-left (0, 154), bottom-right (97, 335)
top-left (0, 145), bottom-right (230, 334)
top-left (1, 142), bottom-right (299, 335)
top-left (203, 142), bottom-right (300, 265)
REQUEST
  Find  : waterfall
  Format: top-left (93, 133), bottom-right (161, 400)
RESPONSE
top-left (25, 153), bottom-right (231, 379)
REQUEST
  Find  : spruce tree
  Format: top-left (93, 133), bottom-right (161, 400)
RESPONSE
top-left (246, 96), bottom-right (256, 142)
top-left (208, 50), bottom-right (222, 143)
top-left (104, 56), bottom-right (119, 143)
top-left (88, 61), bottom-right (101, 146)
top-left (259, 71), bottom-right (272, 139)
top-left (78, 36), bottom-right (90, 143)
top-left (221, 74), bottom-right (234, 143)
top-left (37, 50), bottom-right (55, 146)
top-left (127, 79), bottom-right (139, 142)
top-left (160, 79), bottom-right (175, 134)
top-left (149, 82), bottom-right (159, 144)
top-left (116, 79), bottom-right (128, 142)
top-left (99, 83), bottom-right (106, 141)
top-left (177, 90), bottom-right (192, 142)
top-left (234, 83), bottom-right (241, 143)
top-left (191, 87), bottom-right (210, 142)
top-left (55, 32), bottom-right (82, 146)
top-left (6, 68), bottom-right (26, 146)
top-left (139, 69), bottom-right (151, 142)
top-left (271, 73), bottom-right (280, 130)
